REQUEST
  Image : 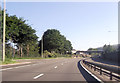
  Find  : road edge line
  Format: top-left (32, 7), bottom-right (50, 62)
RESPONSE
top-left (80, 61), bottom-right (104, 83)
top-left (1, 64), bottom-right (32, 71)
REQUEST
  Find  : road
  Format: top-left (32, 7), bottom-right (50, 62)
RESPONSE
top-left (2, 58), bottom-right (100, 82)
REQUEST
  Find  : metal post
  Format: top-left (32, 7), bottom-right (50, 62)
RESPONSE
top-left (91, 64), bottom-right (92, 69)
top-left (100, 68), bottom-right (102, 75)
top-left (2, 0), bottom-right (6, 62)
top-left (94, 65), bottom-right (96, 71)
top-left (110, 71), bottom-right (112, 80)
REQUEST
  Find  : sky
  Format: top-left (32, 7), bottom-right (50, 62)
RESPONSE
top-left (3, 2), bottom-right (118, 51)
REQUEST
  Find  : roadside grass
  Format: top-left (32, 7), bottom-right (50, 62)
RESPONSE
top-left (13, 57), bottom-right (57, 60)
top-left (13, 56), bottom-right (72, 60)
top-left (1, 58), bottom-right (17, 64)
top-left (0, 55), bottom-right (75, 64)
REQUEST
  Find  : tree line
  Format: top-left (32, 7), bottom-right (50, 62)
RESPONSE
top-left (102, 44), bottom-right (118, 62)
top-left (0, 11), bottom-right (73, 58)
top-left (88, 44), bottom-right (119, 63)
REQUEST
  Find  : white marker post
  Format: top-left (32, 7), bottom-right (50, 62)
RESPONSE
top-left (2, 0), bottom-right (6, 62)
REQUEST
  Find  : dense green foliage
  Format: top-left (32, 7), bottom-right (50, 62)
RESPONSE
top-left (118, 44), bottom-right (120, 62)
top-left (1, 11), bottom-right (40, 58)
top-left (118, 44), bottom-right (120, 55)
top-left (1, 11), bottom-right (73, 59)
top-left (87, 48), bottom-right (100, 56)
top-left (101, 44), bottom-right (118, 62)
top-left (88, 48), bottom-right (98, 51)
top-left (39, 29), bottom-right (73, 57)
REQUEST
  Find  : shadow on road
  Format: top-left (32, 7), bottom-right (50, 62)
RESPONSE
top-left (77, 60), bottom-right (101, 83)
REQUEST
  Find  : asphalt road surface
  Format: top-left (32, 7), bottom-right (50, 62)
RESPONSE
top-left (2, 58), bottom-right (100, 83)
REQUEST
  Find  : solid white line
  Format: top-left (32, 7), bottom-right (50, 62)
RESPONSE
top-left (33, 73), bottom-right (44, 79)
top-left (14, 65), bottom-right (31, 68)
top-left (1, 64), bottom-right (34, 71)
top-left (0, 68), bottom-right (13, 71)
top-left (54, 66), bottom-right (57, 68)
top-left (0, 62), bottom-right (31, 67)
top-left (80, 61), bottom-right (104, 83)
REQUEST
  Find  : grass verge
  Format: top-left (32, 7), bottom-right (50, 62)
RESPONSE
top-left (1, 56), bottom-right (74, 65)
top-left (1, 58), bottom-right (17, 64)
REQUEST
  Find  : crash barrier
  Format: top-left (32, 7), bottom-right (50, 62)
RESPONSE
top-left (82, 60), bottom-right (120, 80)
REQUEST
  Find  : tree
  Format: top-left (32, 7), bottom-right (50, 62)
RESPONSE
top-left (103, 44), bottom-right (115, 54)
top-left (88, 48), bottom-right (97, 51)
top-left (118, 44), bottom-right (120, 55)
top-left (0, 10), bottom-right (2, 39)
top-left (1, 13), bottom-right (21, 57)
top-left (39, 29), bottom-right (73, 55)
top-left (43, 29), bottom-right (62, 52)
top-left (118, 44), bottom-right (120, 63)
top-left (102, 44), bottom-right (117, 60)
top-left (21, 26), bottom-right (38, 57)
top-left (1, 12), bottom-right (39, 58)
top-left (13, 19), bottom-right (39, 57)
top-left (43, 50), bottom-right (51, 58)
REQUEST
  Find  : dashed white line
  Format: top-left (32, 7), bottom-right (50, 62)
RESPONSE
top-left (33, 73), bottom-right (44, 79)
top-left (54, 66), bottom-right (57, 69)
top-left (80, 61), bottom-right (104, 83)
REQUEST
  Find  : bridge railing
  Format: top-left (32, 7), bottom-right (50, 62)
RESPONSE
top-left (82, 60), bottom-right (120, 81)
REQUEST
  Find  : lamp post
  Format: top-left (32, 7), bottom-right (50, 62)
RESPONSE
top-left (2, 0), bottom-right (6, 62)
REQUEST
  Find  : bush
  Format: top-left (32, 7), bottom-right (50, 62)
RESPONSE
top-left (101, 44), bottom-right (118, 62)
top-left (43, 50), bottom-right (50, 58)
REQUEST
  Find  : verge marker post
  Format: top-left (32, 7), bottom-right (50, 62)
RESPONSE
top-left (2, 0), bottom-right (6, 62)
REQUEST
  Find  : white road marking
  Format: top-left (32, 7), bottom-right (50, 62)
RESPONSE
top-left (1, 64), bottom-right (36, 71)
top-left (61, 63), bottom-right (63, 65)
top-left (1, 62), bottom-right (50, 71)
top-left (80, 61), bottom-right (104, 83)
top-left (14, 65), bottom-right (28, 68)
top-left (0, 68), bottom-right (13, 71)
top-left (54, 66), bottom-right (57, 69)
top-left (33, 73), bottom-right (44, 79)
top-left (14, 65), bottom-right (31, 68)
